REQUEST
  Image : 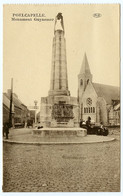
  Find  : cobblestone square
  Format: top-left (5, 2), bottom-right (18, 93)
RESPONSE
top-left (3, 128), bottom-right (120, 192)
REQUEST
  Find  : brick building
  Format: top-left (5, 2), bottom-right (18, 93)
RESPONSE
top-left (78, 53), bottom-right (120, 126)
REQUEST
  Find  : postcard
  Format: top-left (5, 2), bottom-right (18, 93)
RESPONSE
top-left (2, 4), bottom-right (120, 192)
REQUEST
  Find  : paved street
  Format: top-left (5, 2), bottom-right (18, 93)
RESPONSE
top-left (3, 128), bottom-right (120, 192)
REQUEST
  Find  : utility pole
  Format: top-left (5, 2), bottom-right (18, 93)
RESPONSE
top-left (34, 100), bottom-right (38, 124)
top-left (9, 78), bottom-right (13, 128)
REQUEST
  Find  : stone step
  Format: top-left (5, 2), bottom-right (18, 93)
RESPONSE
top-left (32, 128), bottom-right (87, 137)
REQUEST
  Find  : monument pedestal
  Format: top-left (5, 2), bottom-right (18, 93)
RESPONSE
top-left (40, 95), bottom-right (80, 128)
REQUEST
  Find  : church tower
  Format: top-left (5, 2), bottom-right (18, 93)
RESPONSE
top-left (78, 53), bottom-right (93, 101)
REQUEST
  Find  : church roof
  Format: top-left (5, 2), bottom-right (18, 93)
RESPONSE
top-left (93, 83), bottom-right (120, 105)
top-left (79, 53), bottom-right (91, 75)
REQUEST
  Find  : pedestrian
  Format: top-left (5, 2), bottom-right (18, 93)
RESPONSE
top-left (3, 123), bottom-right (5, 137)
top-left (25, 121), bottom-right (27, 128)
top-left (83, 120), bottom-right (86, 125)
top-left (27, 121), bottom-right (30, 128)
top-left (5, 122), bottom-right (9, 139)
top-left (86, 116), bottom-right (91, 127)
top-left (100, 122), bottom-right (103, 128)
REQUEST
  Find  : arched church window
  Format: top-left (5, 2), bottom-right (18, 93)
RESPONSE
top-left (89, 107), bottom-right (90, 113)
top-left (93, 107), bottom-right (95, 113)
top-left (80, 79), bottom-right (83, 86)
top-left (86, 108), bottom-right (88, 113)
top-left (85, 108), bottom-right (86, 113)
top-left (87, 79), bottom-right (89, 84)
top-left (91, 107), bottom-right (93, 113)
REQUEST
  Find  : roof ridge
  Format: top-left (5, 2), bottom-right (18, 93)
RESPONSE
top-left (92, 82), bottom-right (120, 104)
top-left (93, 82), bottom-right (120, 88)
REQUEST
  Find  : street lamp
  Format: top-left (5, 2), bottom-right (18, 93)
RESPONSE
top-left (34, 100), bottom-right (38, 124)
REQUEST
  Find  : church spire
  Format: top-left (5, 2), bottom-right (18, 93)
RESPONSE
top-left (79, 52), bottom-right (91, 75)
top-left (78, 53), bottom-right (93, 100)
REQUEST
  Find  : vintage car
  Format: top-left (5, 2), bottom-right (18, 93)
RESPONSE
top-left (81, 123), bottom-right (109, 136)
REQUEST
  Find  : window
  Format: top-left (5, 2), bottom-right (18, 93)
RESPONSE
top-left (86, 108), bottom-right (88, 113)
top-left (80, 79), bottom-right (83, 86)
top-left (89, 108), bottom-right (90, 113)
top-left (91, 107), bottom-right (93, 113)
top-left (93, 107), bottom-right (95, 113)
top-left (87, 79), bottom-right (89, 84)
top-left (86, 98), bottom-right (92, 106)
top-left (84, 108), bottom-right (86, 113)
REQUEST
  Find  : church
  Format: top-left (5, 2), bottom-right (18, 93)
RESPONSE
top-left (78, 53), bottom-right (120, 126)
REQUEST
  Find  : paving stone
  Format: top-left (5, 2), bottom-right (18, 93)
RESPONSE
top-left (3, 127), bottom-right (120, 192)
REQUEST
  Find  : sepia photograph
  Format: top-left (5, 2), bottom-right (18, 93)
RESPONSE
top-left (2, 4), bottom-right (120, 192)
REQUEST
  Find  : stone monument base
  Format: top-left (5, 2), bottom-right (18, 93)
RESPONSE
top-left (32, 128), bottom-right (87, 138)
top-left (40, 95), bottom-right (80, 128)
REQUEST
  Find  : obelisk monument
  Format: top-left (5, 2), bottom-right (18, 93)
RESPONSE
top-left (48, 13), bottom-right (70, 97)
top-left (40, 13), bottom-right (80, 128)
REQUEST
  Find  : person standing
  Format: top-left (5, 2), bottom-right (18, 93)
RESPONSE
top-left (86, 116), bottom-right (91, 127)
top-left (5, 122), bottom-right (9, 139)
top-left (3, 123), bottom-right (5, 137)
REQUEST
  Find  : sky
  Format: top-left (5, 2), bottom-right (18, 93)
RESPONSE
top-left (3, 4), bottom-right (120, 107)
